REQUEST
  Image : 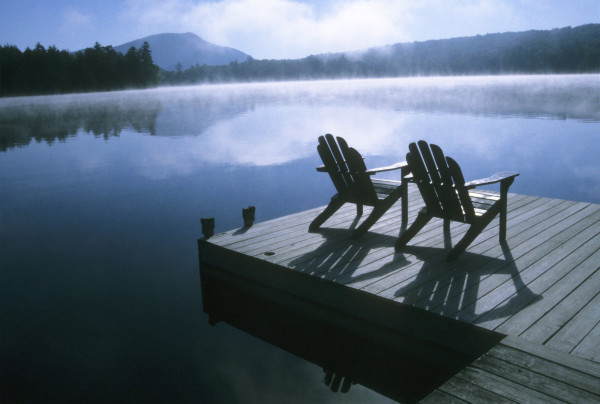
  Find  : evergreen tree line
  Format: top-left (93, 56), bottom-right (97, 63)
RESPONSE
top-left (0, 42), bottom-right (159, 97)
top-left (162, 24), bottom-right (600, 84)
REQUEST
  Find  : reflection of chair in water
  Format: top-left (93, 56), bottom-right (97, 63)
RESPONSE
top-left (396, 140), bottom-right (519, 261)
top-left (309, 134), bottom-right (409, 238)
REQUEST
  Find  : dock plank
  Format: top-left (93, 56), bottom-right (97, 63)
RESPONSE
top-left (470, 351), bottom-right (600, 403)
top-left (471, 215), bottom-right (600, 330)
top-left (259, 194), bottom-right (424, 262)
top-left (391, 198), bottom-right (571, 302)
top-left (437, 204), bottom-right (599, 321)
top-left (573, 320), bottom-right (600, 362)
top-left (496, 246), bottom-right (600, 336)
top-left (419, 389), bottom-right (470, 404)
top-left (449, 366), bottom-right (563, 404)
top-left (545, 290), bottom-right (600, 353)
top-left (428, 336), bottom-right (600, 403)
top-left (434, 375), bottom-right (516, 403)
top-left (224, 187), bottom-right (424, 253)
top-left (519, 252), bottom-right (600, 346)
top-left (501, 335), bottom-right (600, 378)
top-left (486, 342), bottom-right (600, 395)
top-left (368, 199), bottom-right (592, 319)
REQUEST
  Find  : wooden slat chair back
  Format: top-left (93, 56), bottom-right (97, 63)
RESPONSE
top-left (396, 140), bottom-right (519, 261)
top-left (310, 134), bottom-right (409, 238)
top-left (316, 135), bottom-right (378, 206)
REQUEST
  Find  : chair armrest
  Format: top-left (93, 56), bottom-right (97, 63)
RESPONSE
top-left (365, 161), bottom-right (408, 175)
top-left (317, 161), bottom-right (409, 175)
top-left (464, 171), bottom-right (519, 189)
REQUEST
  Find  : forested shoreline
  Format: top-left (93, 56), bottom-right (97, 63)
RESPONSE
top-left (1, 24), bottom-right (598, 97)
top-left (0, 42), bottom-right (159, 97)
top-left (163, 24), bottom-right (600, 84)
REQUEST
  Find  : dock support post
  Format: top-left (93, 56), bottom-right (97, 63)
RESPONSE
top-left (201, 217), bottom-right (215, 239)
top-left (242, 206), bottom-right (255, 228)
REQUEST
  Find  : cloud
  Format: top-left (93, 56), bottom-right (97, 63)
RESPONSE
top-left (61, 8), bottom-right (93, 33)
top-left (123, 0), bottom-right (414, 58)
top-left (121, 0), bottom-right (585, 59)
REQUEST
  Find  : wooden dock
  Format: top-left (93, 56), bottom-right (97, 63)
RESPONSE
top-left (198, 184), bottom-right (600, 403)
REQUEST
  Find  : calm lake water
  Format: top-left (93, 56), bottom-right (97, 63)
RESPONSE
top-left (1, 75), bottom-right (599, 402)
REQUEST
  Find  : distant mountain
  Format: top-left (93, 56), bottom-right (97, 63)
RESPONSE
top-left (113, 33), bottom-right (250, 71)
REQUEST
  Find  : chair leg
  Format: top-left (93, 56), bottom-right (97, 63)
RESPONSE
top-left (353, 182), bottom-right (406, 238)
top-left (448, 202), bottom-right (502, 261)
top-left (447, 222), bottom-right (483, 261)
top-left (309, 195), bottom-right (345, 231)
top-left (401, 181), bottom-right (408, 224)
top-left (499, 203), bottom-right (507, 242)
top-left (353, 188), bottom-right (403, 238)
top-left (352, 203), bottom-right (386, 238)
top-left (499, 178), bottom-right (513, 241)
top-left (443, 219), bottom-right (452, 250)
top-left (400, 165), bottom-right (410, 224)
top-left (499, 193), bottom-right (508, 242)
top-left (395, 210), bottom-right (431, 250)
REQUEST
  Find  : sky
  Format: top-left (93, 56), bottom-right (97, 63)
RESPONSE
top-left (1, 0), bottom-right (598, 60)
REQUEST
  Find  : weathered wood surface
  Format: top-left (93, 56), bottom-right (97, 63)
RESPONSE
top-left (199, 183), bottom-right (600, 402)
top-left (422, 335), bottom-right (600, 403)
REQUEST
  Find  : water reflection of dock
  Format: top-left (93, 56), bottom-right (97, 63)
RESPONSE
top-left (198, 184), bottom-right (600, 403)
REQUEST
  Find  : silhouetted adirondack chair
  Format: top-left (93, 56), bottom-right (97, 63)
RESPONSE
top-left (309, 134), bottom-right (409, 238)
top-left (395, 140), bottom-right (519, 261)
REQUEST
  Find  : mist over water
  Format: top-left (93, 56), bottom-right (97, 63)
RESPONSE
top-left (1, 75), bottom-right (598, 402)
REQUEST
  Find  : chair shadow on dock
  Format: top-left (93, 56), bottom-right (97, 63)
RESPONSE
top-left (393, 240), bottom-right (542, 327)
top-left (290, 218), bottom-right (541, 329)
top-left (288, 224), bottom-right (409, 285)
